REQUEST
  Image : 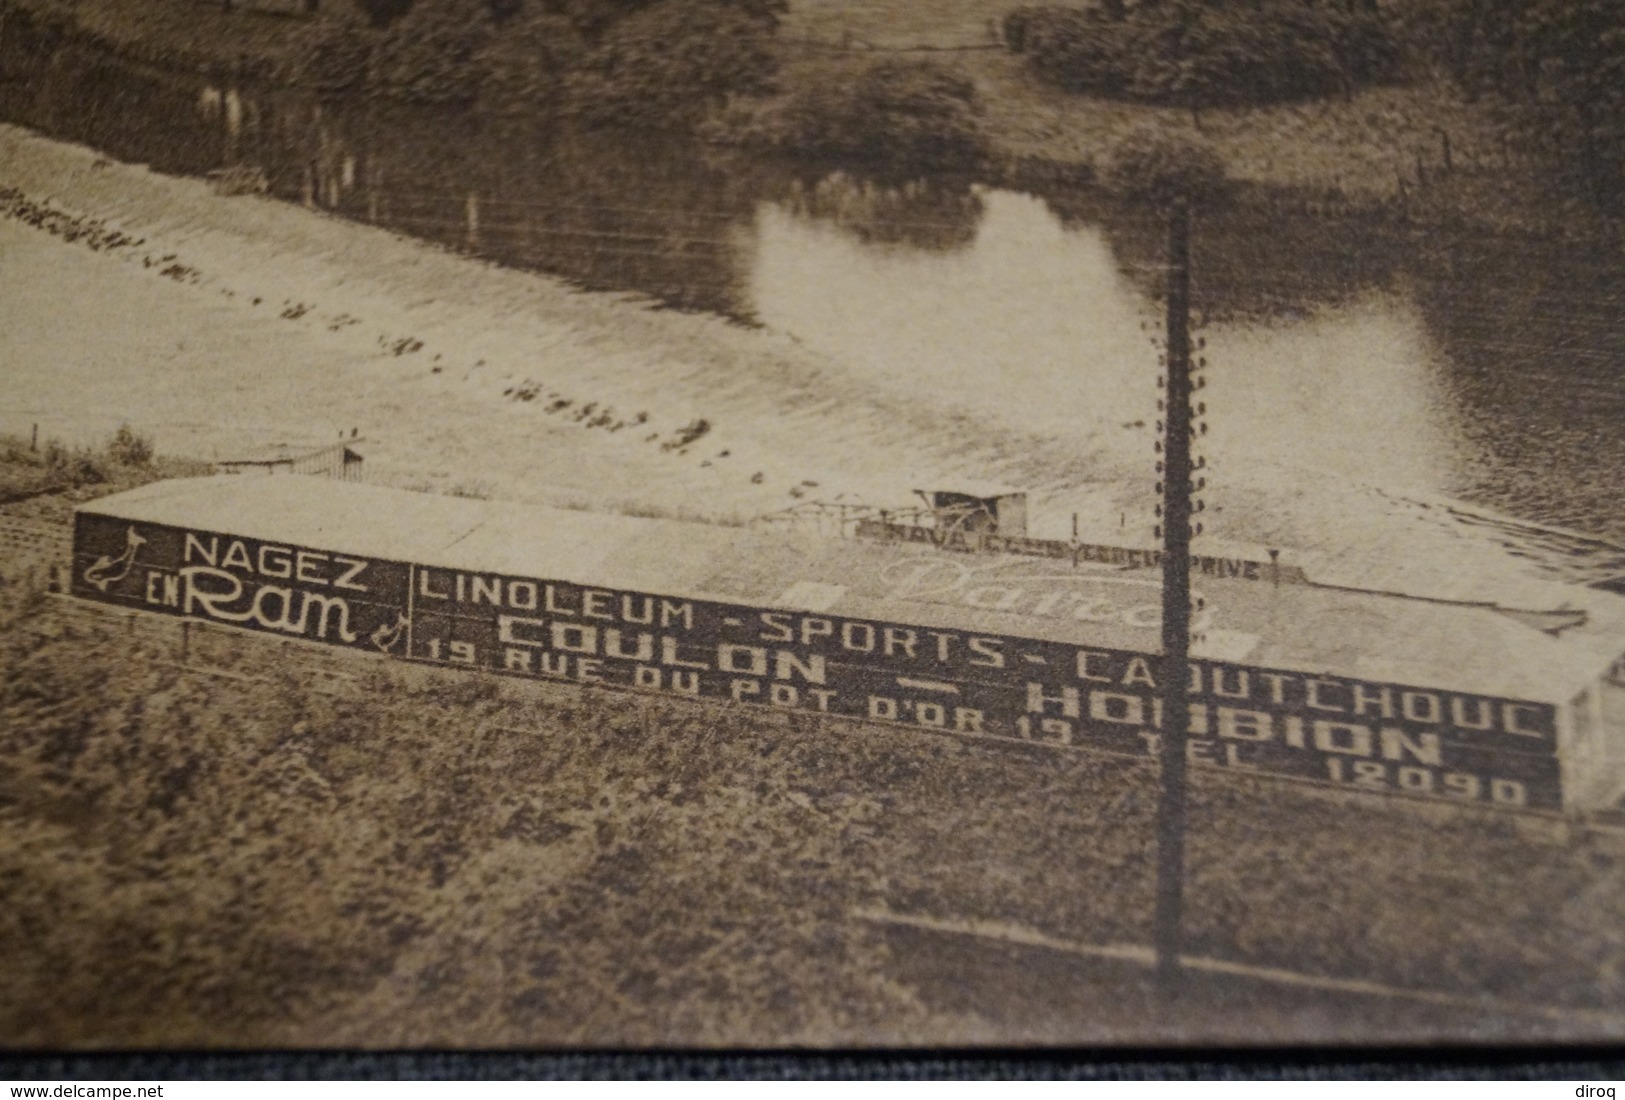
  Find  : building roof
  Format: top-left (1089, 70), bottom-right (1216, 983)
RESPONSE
top-left (81, 476), bottom-right (1625, 706)
top-left (917, 481), bottom-right (1027, 501)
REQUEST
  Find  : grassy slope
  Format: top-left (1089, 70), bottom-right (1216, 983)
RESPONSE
top-left (0, 432), bottom-right (210, 504)
top-left (1, 448), bottom-right (1623, 1046)
top-left (780, 0), bottom-right (1557, 214)
top-left (7, 0), bottom-right (1547, 210)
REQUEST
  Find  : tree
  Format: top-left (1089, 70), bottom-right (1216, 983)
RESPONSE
top-left (709, 58), bottom-right (987, 175)
top-left (368, 0), bottom-right (494, 105)
top-left (839, 60), bottom-right (986, 172)
top-left (1009, 0), bottom-right (1403, 109)
top-left (1511, 1), bottom-right (1625, 211)
top-left (1411, 0), bottom-right (1625, 213)
top-left (563, 0), bottom-right (781, 130)
top-left (1103, 129), bottom-right (1231, 209)
top-left (473, 11), bottom-right (578, 112)
top-left (299, 19), bottom-right (374, 100)
top-left (301, 0), bottom-right (788, 123)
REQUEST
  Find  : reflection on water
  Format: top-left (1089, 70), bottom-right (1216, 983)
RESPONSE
top-left (748, 190), bottom-right (1466, 506)
top-left (0, 32), bottom-right (221, 175)
top-left (280, 104), bottom-right (771, 318)
top-left (1053, 192), bottom-right (1408, 325)
top-left (777, 172), bottom-right (984, 251)
top-left (749, 190), bottom-right (1158, 442)
top-left (3, 28), bottom-right (1624, 539)
top-left (1201, 297), bottom-right (1464, 498)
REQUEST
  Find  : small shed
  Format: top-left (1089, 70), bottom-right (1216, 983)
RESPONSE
top-left (917, 482), bottom-right (1028, 538)
top-left (217, 440), bottom-right (365, 481)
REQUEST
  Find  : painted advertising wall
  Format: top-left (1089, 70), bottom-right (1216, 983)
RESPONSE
top-left (73, 512), bottom-right (1564, 810)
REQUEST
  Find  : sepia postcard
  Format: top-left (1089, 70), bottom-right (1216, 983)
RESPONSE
top-left (2, 0), bottom-right (1624, 1052)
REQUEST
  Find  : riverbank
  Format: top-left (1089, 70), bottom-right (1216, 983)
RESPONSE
top-left (772, 44), bottom-right (1578, 234)
top-left (10, 120), bottom-right (1625, 609)
top-left (781, 0), bottom-right (1622, 239)
top-left (4, 0), bottom-right (1573, 228)
top-left (0, 123), bottom-right (1142, 523)
top-left (0, 0), bottom-right (320, 77)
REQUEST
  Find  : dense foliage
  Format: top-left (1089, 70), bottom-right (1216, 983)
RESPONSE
top-left (1402, 0), bottom-right (1625, 213)
top-left (367, 0), bottom-right (492, 105)
top-left (712, 59), bottom-right (987, 174)
top-left (1006, 0), bottom-right (1403, 109)
top-left (0, 429), bottom-right (195, 502)
top-left (562, 0), bottom-right (780, 129)
top-left (296, 0), bottom-right (784, 126)
top-left (1102, 129), bottom-right (1230, 208)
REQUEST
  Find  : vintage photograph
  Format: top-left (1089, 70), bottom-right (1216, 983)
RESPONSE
top-left (1, 0), bottom-right (1623, 1051)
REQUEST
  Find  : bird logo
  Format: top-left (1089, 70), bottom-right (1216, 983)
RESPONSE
top-left (84, 526), bottom-right (147, 592)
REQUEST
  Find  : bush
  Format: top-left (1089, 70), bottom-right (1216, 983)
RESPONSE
top-left (1015, 7), bottom-right (1131, 94)
top-left (368, 0), bottom-right (494, 105)
top-left (70, 455), bottom-right (106, 485)
top-left (1001, 5), bottom-right (1089, 54)
top-left (106, 424), bottom-right (153, 467)
top-left (714, 59), bottom-right (987, 174)
top-left (39, 439), bottom-right (105, 484)
top-left (471, 13), bottom-right (572, 112)
top-left (845, 60), bottom-right (986, 171)
top-left (1012, 0), bottom-right (1404, 108)
top-left (298, 20), bottom-right (374, 101)
top-left (1400, 0), bottom-right (1625, 215)
top-left (41, 439), bottom-right (68, 471)
top-left (1103, 129), bottom-right (1231, 208)
top-left (563, 0), bottom-right (780, 130)
top-left (296, 0), bottom-right (784, 123)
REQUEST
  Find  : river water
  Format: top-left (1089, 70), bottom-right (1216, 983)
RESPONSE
top-left (4, 30), bottom-right (1624, 551)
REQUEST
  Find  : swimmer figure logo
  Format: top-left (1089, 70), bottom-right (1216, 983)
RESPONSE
top-left (84, 525), bottom-right (146, 592)
top-left (370, 613), bottom-right (410, 653)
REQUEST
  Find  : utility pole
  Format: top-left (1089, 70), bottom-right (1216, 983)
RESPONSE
top-left (1154, 199), bottom-right (1195, 991)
